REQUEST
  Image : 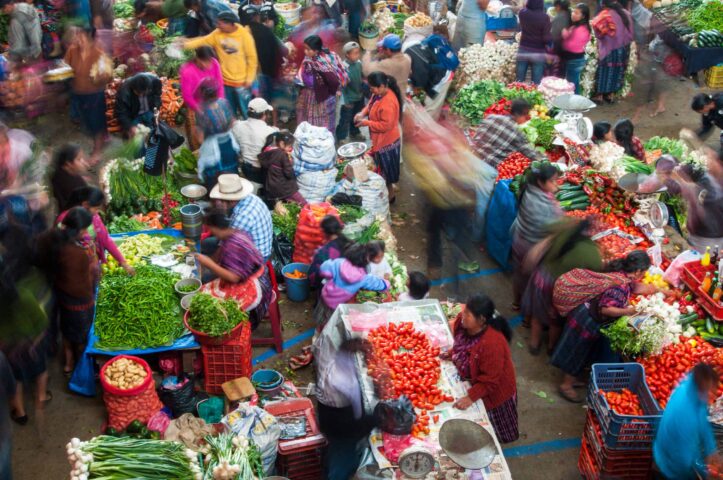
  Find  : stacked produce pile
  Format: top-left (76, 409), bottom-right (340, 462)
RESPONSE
top-left (105, 79), bottom-right (124, 134)
top-left (451, 80), bottom-right (550, 126)
top-left (454, 41), bottom-right (519, 86)
top-left (644, 135), bottom-right (709, 170)
top-left (187, 293), bottom-right (248, 337)
top-left (159, 79), bottom-right (184, 127)
top-left (650, 0), bottom-right (723, 47)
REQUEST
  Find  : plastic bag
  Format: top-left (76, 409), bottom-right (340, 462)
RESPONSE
top-left (292, 122), bottom-right (336, 175)
top-left (485, 179), bottom-right (518, 269)
top-left (148, 409), bottom-right (172, 435)
top-left (222, 404), bottom-right (281, 475)
top-left (373, 396), bottom-right (416, 435)
top-left (158, 375), bottom-right (198, 418)
top-left (333, 171), bottom-right (390, 219)
top-left (663, 249), bottom-right (702, 287)
top-left (297, 169), bottom-right (338, 203)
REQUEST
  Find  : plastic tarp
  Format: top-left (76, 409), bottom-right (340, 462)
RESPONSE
top-left (69, 228), bottom-right (200, 397)
top-left (485, 179), bottom-right (518, 270)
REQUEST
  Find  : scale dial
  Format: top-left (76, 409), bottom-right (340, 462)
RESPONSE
top-left (399, 447), bottom-right (435, 479)
top-left (576, 117), bottom-right (593, 141)
top-left (649, 201), bottom-right (669, 229)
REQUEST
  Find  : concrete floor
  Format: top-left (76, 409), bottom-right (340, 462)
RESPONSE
top-left (7, 71), bottom-right (718, 479)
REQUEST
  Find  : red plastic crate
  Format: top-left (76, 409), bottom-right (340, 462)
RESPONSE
top-left (201, 335), bottom-right (252, 395)
top-left (697, 285), bottom-right (723, 322)
top-left (584, 412), bottom-right (653, 476)
top-left (681, 261), bottom-right (714, 292)
top-left (579, 432), bottom-right (652, 480)
top-left (264, 398), bottom-right (326, 479)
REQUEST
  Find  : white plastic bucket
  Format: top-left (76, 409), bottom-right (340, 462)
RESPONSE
top-left (274, 2), bottom-right (301, 26)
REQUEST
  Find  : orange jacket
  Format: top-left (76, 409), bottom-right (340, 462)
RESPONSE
top-left (361, 89), bottom-right (400, 153)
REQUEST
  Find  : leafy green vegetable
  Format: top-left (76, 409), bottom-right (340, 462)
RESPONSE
top-left (356, 220), bottom-right (381, 244)
top-left (621, 155), bottom-right (653, 174)
top-left (150, 34), bottom-right (192, 79)
top-left (273, 14), bottom-right (290, 40)
top-left (113, 0), bottom-right (135, 18)
top-left (451, 80), bottom-right (506, 125)
top-left (337, 204), bottom-right (367, 224)
top-left (271, 202), bottom-right (302, 241)
top-left (95, 266), bottom-right (183, 349)
top-left (521, 117), bottom-right (559, 151)
top-left (0, 13), bottom-right (9, 45)
top-left (601, 316), bottom-right (667, 357)
top-left (188, 293), bottom-right (248, 337)
top-left (643, 136), bottom-right (687, 159)
top-left (173, 147), bottom-right (198, 174)
top-left (355, 290), bottom-right (387, 303)
top-left (688, 1), bottom-right (723, 33)
top-left (502, 86), bottom-right (545, 107)
top-left (107, 215), bottom-right (147, 234)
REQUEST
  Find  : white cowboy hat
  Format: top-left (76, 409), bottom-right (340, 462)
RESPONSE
top-left (209, 174), bottom-right (254, 201)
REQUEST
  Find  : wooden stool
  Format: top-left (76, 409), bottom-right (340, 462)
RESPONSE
top-left (252, 261), bottom-right (284, 353)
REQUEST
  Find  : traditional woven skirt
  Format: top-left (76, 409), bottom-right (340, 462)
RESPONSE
top-left (57, 291), bottom-right (95, 345)
top-left (550, 303), bottom-right (601, 377)
top-left (296, 88), bottom-right (336, 133)
top-left (595, 45), bottom-right (630, 94)
top-left (488, 394), bottom-right (519, 443)
top-left (521, 266), bottom-right (559, 326)
top-left (374, 139), bottom-right (401, 184)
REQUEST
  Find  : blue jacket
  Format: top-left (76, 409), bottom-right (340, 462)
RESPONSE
top-left (653, 375), bottom-right (716, 479)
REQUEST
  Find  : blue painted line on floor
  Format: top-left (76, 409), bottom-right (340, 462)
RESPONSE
top-left (430, 267), bottom-right (504, 287)
top-left (509, 314), bottom-right (523, 329)
top-left (252, 327), bottom-right (315, 365)
top-left (502, 437), bottom-right (581, 458)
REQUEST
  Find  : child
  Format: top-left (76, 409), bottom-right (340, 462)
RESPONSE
top-left (336, 41), bottom-right (365, 143)
top-left (314, 243), bottom-right (389, 331)
top-left (258, 130), bottom-right (307, 205)
top-left (398, 271), bottom-right (431, 301)
top-left (366, 240), bottom-right (392, 280)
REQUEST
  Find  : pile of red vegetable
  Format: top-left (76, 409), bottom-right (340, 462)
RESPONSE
top-left (484, 98), bottom-right (511, 117)
top-left (637, 336), bottom-right (723, 408)
top-left (600, 388), bottom-right (643, 416)
top-left (497, 152), bottom-right (531, 181)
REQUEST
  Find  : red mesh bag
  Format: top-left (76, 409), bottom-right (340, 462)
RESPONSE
top-left (292, 203), bottom-right (339, 264)
top-left (100, 355), bottom-right (162, 430)
top-left (662, 53), bottom-right (684, 77)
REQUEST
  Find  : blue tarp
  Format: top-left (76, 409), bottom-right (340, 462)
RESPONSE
top-left (485, 179), bottom-right (518, 270)
top-left (69, 228), bottom-right (200, 397)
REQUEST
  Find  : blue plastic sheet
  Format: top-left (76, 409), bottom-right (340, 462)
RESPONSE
top-left (69, 228), bottom-right (199, 397)
top-left (485, 179), bottom-right (518, 270)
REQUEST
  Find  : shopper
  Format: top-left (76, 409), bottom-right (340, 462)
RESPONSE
top-left (560, 3), bottom-right (591, 94)
top-left (452, 0), bottom-right (489, 50)
top-left (592, 121), bottom-right (614, 144)
top-left (1, 0), bottom-right (41, 62)
top-left (550, 0), bottom-right (571, 76)
top-left (296, 35), bottom-right (347, 133)
top-left (362, 34), bottom-right (411, 93)
top-left (50, 144), bottom-right (88, 212)
top-left (245, 6), bottom-right (286, 115)
top-left (550, 250), bottom-right (652, 402)
top-left (516, 0), bottom-right (552, 85)
top-left (523, 218), bottom-right (602, 355)
top-left (355, 72), bottom-right (402, 203)
top-left (114, 72), bottom-right (163, 137)
top-left (209, 174), bottom-right (274, 260)
top-left (183, 0), bottom-right (233, 36)
top-left (614, 118), bottom-right (645, 161)
top-left (510, 163), bottom-right (562, 311)
top-left (314, 243), bottom-right (389, 331)
top-left (195, 82), bottom-right (240, 189)
top-left (184, 11), bottom-right (259, 119)
top-left (308, 215), bottom-right (351, 289)
top-left (258, 130), bottom-right (306, 205)
top-left (179, 46), bottom-right (224, 113)
top-left (590, 0), bottom-right (633, 103)
top-left (57, 186), bottom-right (135, 275)
top-left (691, 93), bottom-right (723, 152)
top-left (64, 27), bottom-right (112, 162)
top-left (195, 209), bottom-right (272, 327)
top-left (669, 163), bottom-right (723, 252)
top-left (232, 98), bottom-right (278, 185)
top-left (336, 41), bottom-right (365, 143)
top-left (653, 363), bottom-right (718, 480)
top-left (449, 295), bottom-right (518, 443)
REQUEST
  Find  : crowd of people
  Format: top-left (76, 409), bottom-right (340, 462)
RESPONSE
top-left (0, 0), bottom-right (722, 477)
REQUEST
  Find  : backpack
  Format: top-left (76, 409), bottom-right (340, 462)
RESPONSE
top-left (421, 34), bottom-right (459, 71)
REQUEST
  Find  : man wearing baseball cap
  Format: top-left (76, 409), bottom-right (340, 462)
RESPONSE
top-left (184, 10), bottom-right (258, 118)
top-left (232, 97), bottom-right (278, 185)
top-left (362, 33), bottom-right (411, 93)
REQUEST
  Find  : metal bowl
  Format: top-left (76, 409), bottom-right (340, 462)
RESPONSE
top-left (439, 419), bottom-right (498, 470)
top-left (552, 94), bottom-right (597, 112)
top-left (337, 142), bottom-right (368, 159)
top-left (180, 184), bottom-right (207, 200)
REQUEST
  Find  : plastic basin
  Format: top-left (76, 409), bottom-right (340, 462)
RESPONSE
top-left (281, 263), bottom-right (310, 302)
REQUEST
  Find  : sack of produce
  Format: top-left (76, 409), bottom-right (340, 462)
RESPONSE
top-left (100, 355), bottom-right (163, 431)
top-left (333, 171), bottom-right (390, 219)
top-left (292, 202), bottom-right (339, 264)
top-left (158, 374), bottom-right (198, 418)
top-left (291, 121), bottom-right (336, 175)
top-left (297, 168), bottom-right (337, 203)
top-left (222, 404), bottom-right (281, 475)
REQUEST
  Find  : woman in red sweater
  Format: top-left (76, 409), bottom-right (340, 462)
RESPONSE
top-left (354, 71), bottom-right (403, 203)
top-left (449, 295), bottom-right (519, 443)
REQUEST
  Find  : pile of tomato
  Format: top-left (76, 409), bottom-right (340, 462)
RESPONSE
top-left (484, 98), bottom-right (512, 117)
top-left (596, 234), bottom-right (642, 263)
top-left (366, 323), bottom-right (453, 437)
top-left (637, 336), bottom-right (723, 408)
top-left (600, 388), bottom-right (644, 416)
top-left (497, 152), bottom-right (531, 181)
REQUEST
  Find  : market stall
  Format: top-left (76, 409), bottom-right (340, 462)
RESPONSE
top-left (322, 300), bottom-right (512, 479)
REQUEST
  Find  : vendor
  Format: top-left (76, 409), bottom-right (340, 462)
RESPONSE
top-left (209, 174), bottom-right (274, 260)
top-left (653, 363), bottom-right (718, 480)
top-left (449, 295), bottom-right (518, 443)
top-left (471, 99), bottom-right (545, 237)
top-left (194, 209), bottom-right (272, 327)
top-left (670, 162), bottom-right (723, 252)
top-left (550, 250), bottom-right (656, 403)
top-left (308, 215), bottom-right (351, 290)
top-left (613, 118), bottom-right (645, 161)
top-left (114, 73), bottom-right (163, 138)
top-left (258, 130), bottom-right (307, 205)
top-left (523, 219), bottom-right (602, 355)
top-left (232, 98), bottom-right (278, 185)
top-left (510, 162), bottom-right (562, 313)
top-left (592, 121), bottom-right (614, 144)
top-left (49, 144), bottom-right (89, 212)
top-left (452, 0), bottom-right (489, 51)
top-left (691, 93), bottom-right (723, 153)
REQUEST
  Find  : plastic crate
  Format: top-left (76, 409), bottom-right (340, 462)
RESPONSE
top-left (578, 432), bottom-right (652, 480)
top-left (584, 411), bottom-right (653, 476)
top-left (681, 261), bottom-right (714, 292)
top-left (201, 335), bottom-right (252, 395)
top-left (705, 65), bottom-right (723, 88)
top-left (697, 285), bottom-right (723, 321)
top-left (588, 363), bottom-right (663, 450)
top-left (264, 398), bottom-right (326, 480)
top-left (486, 16), bottom-right (518, 30)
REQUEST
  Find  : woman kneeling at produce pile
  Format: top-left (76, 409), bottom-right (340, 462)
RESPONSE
top-left (57, 186), bottom-right (135, 275)
top-left (550, 250), bottom-right (661, 402)
top-left (37, 207), bottom-right (99, 376)
top-left (510, 162), bottom-right (563, 311)
top-left (193, 210), bottom-right (271, 328)
top-left (447, 295), bottom-right (518, 443)
top-left (308, 215), bottom-right (351, 290)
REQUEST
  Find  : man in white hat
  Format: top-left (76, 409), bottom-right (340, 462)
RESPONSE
top-left (231, 97), bottom-right (278, 186)
top-left (209, 173), bottom-right (273, 259)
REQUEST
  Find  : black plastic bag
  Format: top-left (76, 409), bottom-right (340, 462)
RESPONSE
top-left (158, 375), bottom-right (197, 418)
top-left (331, 192), bottom-right (363, 207)
top-left (373, 396), bottom-right (416, 435)
top-left (272, 232), bottom-right (294, 281)
top-left (144, 121), bottom-right (185, 176)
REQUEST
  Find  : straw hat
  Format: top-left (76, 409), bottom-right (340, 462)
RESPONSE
top-left (209, 174), bottom-right (254, 201)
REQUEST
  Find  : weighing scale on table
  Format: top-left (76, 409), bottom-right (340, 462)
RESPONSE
top-left (552, 94), bottom-right (596, 144)
top-left (397, 419), bottom-right (498, 478)
top-left (337, 142), bottom-right (369, 161)
top-left (180, 184), bottom-right (207, 203)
